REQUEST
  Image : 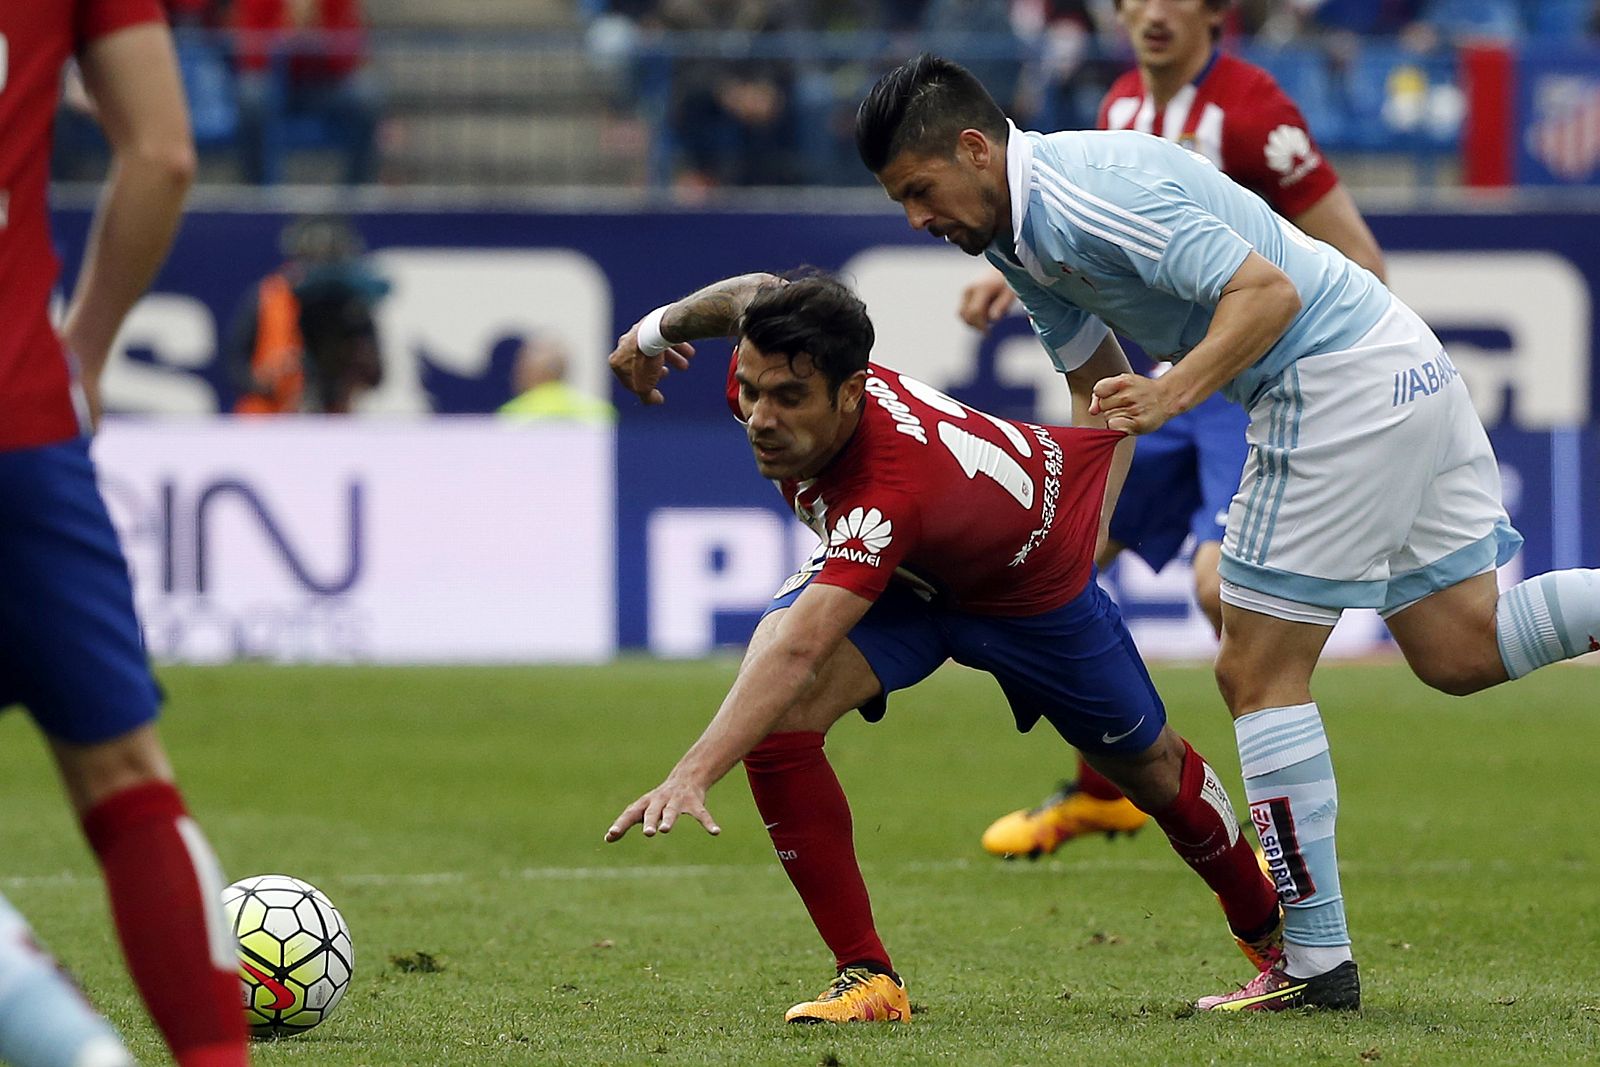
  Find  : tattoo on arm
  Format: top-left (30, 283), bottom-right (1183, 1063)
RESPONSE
top-left (660, 273), bottom-right (782, 343)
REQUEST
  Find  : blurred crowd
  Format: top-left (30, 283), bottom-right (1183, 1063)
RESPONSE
top-left (48, 0), bottom-right (1600, 189)
top-left (586, 0), bottom-right (1600, 189)
top-left (56, 0), bottom-right (380, 185)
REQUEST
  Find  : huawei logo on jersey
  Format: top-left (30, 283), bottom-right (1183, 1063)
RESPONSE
top-left (828, 507), bottom-right (893, 567)
top-left (1264, 124), bottom-right (1321, 186)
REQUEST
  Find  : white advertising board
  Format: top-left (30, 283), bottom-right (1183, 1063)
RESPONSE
top-left (93, 419), bottom-right (615, 664)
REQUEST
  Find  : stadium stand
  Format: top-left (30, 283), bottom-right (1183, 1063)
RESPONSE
top-left (49, 0), bottom-right (1600, 189)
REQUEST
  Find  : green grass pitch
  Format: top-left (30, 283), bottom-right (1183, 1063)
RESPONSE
top-left (1, 660), bottom-right (1597, 1065)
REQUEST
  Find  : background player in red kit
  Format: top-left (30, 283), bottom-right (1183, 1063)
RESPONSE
top-left (0, 3), bottom-right (250, 1065)
top-left (603, 272), bottom-right (1279, 1023)
top-left (964, 0), bottom-right (1389, 858)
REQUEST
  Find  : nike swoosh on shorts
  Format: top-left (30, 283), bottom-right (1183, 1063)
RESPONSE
top-left (1102, 716), bottom-right (1146, 745)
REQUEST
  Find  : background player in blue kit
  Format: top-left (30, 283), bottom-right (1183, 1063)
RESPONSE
top-left (966, 0), bottom-right (1390, 860)
top-left (857, 53), bottom-right (1600, 1012)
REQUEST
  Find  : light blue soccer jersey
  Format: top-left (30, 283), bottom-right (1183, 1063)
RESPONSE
top-left (987, 123), bottom-right (1391, 406)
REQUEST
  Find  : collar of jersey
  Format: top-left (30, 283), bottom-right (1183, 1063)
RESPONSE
top-left (1003, 118), bottom-right (1034, 253)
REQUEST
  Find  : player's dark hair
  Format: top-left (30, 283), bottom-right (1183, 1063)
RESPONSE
top-left (855, 54), bottom-right (1008, 174)
top-left (737, 272), bottom-right (873, 400)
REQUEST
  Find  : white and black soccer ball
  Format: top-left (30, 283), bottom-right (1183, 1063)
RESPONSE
top-left (221, 874), bottom-right (354, 1039)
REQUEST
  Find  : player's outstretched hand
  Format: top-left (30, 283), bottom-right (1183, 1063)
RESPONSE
top-left (1089, 373), bottom-right (1174, 435)
top-left (957, 270), bottom-right (1017, 332)
top-left (608, 321), bottom-right (696, 406)
top-left (605, 776), bottom-right (721, 842)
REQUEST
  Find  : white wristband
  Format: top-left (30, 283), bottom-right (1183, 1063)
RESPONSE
top-left (636, 305), bottom-right (672, 357)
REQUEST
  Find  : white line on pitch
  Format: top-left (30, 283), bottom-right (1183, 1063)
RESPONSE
top-left (6, 854), bottom-right (1570, 892)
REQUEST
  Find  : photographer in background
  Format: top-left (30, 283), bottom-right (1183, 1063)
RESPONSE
top-left (228, 214), bottom-right (389, 414)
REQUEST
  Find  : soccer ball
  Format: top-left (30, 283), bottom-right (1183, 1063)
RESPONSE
top-left (221, 874), bottom-right (354, 1038)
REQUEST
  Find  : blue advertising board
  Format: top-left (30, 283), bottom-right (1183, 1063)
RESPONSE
top-left (51, 204), bottom-right (1600, 424)
top-left (53, 203), bottom-right (1598, 654)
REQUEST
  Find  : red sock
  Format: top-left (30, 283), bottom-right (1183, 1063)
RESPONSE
top-left (1152, 741), bottom-right (1278, 937)
top-left (1075, 756), bottom-right (1124, 801)
top-left (81, 782), bottom-right (249, 1067)
top-left (743, 732), bottom-right (890, 972)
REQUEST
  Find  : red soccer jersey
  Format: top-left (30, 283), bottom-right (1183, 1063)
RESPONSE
top-left (729, 360), bottom-right (1124, 616)
top-left (1098, 51), bottom-right (1339, 219)
top-left (0, 0), bottom-right (163, 451)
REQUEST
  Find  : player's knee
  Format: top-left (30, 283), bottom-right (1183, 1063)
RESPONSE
top-left (1399, 619), bottom-right (1506, 696)
top-left (769, 701), bottom-right (848, 734)
top-left (1412, 654), bottom-right (1500, 697)
top-left (1213, 654), bottom-right (1247, 712)
top-left (1094, 728), bottom-right (1184, 811)
top-left (1213, 650), bottom-right (1299, 714)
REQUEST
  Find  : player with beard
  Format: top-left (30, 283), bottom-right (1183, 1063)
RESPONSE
top-left (858, 53), bottom-right (1600, 1012)
top-left (962, 0), bottom-right (1388, 861)
top-left (603, 271), bottom-right (1280, 1023)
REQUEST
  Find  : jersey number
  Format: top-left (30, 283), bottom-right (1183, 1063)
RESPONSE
top-left (900, 376), bottom-right (1038, 510)
top-left (938, 422), bottom-right (1034, 508)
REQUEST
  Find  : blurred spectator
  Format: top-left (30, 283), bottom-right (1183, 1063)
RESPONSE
top-left (165, 0), bottom-right (224, 26)
top-left (1011, 0), bottom-right (1123, 132)
top-left (789, 0), bottom-right (913, 183)
top-left (1297, 0), bottom-right (1524, 40)
top-left (1415, 0), bottom-right (1522, 38)
top-left (1296, 0), bottom-right (1426, 36)
top-left (54, 2), bottom-right (234, 180)
top-left (233, 0), bottom-right (382, 184)
top-left (659, 0), bottom-right (804, 189)
top-left (497, 338), bottom-right (618, 424)
top-left (229, 216), bottom-right (389, 414)
top-left (921, 0), bottom-right (1023, 111)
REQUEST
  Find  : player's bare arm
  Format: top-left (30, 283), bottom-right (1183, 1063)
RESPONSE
top-left (1292, 185), bottom-right (1387, 283)
top-left (661, 272), bottom-right (785, 340)
top-left (607, 272), bottom-right (782, 405)
top-left (62, 22), bottom-right (196, 424)
top-left (1066, 333), bottom-right (1136, 553)
top-left (1091, 252), bottom-right (1300, 434)
top-left (605, 582), bottom-right (872, 842)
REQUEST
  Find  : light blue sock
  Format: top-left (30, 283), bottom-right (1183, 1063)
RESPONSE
top-left (0, 896), bottom-right (133, 1067)
top-left (1496, 570), bottom-right (1600, 679)
top-left (1235, 702), bottom-right (1354, 979)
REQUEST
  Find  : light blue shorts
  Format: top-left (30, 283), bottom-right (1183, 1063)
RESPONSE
top-left (1220, 297), bottom-right (1521, 623)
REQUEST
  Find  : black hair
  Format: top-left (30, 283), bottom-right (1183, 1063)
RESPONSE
top-left (855, 54), bottom-right (1008, 174)
top-left (737, 272), bottom-right (873, 399)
